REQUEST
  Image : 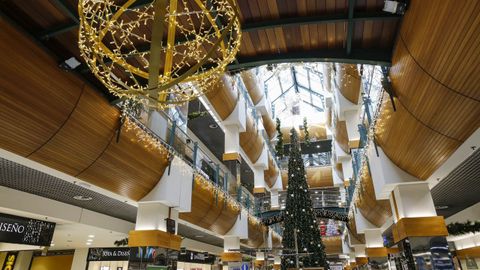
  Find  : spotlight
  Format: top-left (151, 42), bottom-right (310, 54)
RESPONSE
top-left (59, 57), bottom-right (81, 71)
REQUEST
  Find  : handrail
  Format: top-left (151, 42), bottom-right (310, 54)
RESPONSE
top-left (123, 110), bottom-right (261, 214)
top-left (235, 75), bottom-right (282, 170)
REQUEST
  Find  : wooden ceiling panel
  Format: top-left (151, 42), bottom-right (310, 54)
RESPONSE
top-left (375, 96), bottom-right (462, 180)
top-left (0, 19), bottom-right (84, 156)
top-left (282, 166), bottom-right (334, 189)
top-left (77, 121), bottom-right (170, 200)
top-left (391, 41), bottom-right (480, 142)
top-left (399, 0), bottom-right (480, 100)
top-left (1, 0), bottom-right (71, 30)
top-left (29, 86), bottom-right (119, 176)
top-left (356, 166), bottom-right (392, 227)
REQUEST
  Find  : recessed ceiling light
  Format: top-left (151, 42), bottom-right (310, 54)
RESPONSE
top-left (86, 242), bottom-right (92, 246)
top-left (208, 123), bottom-right (218, 129)
top-left (87, 239), bottom-right (93, 242)
top-left (73, 195), bottom-right (92, 201)
top-left (88, 235), bottom-right (95, 238)
top-left (195, 235), bottom-right (204, 238)
top-left (50, 244), bottom-right (55, 247)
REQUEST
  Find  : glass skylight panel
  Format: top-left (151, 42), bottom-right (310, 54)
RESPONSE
top-left (295, 68), bottom-right (310, 88)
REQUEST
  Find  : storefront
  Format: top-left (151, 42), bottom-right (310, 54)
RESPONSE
top-left (87, 248), bottom-right (130, 270)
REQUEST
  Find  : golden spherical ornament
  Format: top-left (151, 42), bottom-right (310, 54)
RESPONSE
top-left (78, 0), bottom-right (241, 109)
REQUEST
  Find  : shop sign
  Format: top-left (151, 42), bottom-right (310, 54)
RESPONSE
top-left (1, 252), bottom-right (18, 270)
top-left (178, 250), bottom-right (215, 264)
top-left (87, 248), bottom-right (131, 261)
top-left (0, 213), bottom-right (55, 246)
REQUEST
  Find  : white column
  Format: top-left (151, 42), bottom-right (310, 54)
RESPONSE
top-left (364, 229), bottom-right (384, 248)
top-left (390, 182), bottom-right (437, 223)
top-left (224, 125), bottom-right (241, 154)
top-left (70, 248), bottom-right (89, 270)
top-left (367, 146), bottom-right (419, 200)
top-left (13, 251), bottom-right (33, 270)
top-left (135, 203), bottom-right (179, 233)
top-left (224, 236), bottom-right (240, 252)
top-left (270, 189), bottom-right (280, 210)
top-left (354, 245), bottom-right (366, 258)
top-left (140, 156), bottom-right (193, 212)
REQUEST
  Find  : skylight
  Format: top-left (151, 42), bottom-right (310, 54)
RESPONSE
top-left (260, 63), bottom-right (331, 128)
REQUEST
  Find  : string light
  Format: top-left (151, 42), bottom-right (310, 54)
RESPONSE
top-left (78, 0), bottom-right (241, 109)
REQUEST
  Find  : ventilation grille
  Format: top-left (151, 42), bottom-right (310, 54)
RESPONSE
top-left (432, 149), bottom-right (480, 218)
top-left (0, 158), bottom-right (137, 222)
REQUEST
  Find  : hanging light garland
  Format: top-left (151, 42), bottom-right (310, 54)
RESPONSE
top-left (78, 0), bottom-right (241, 109)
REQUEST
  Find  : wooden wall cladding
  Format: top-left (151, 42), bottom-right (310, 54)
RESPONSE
top-left (334, 163), bottom-right (344, 181)
top-left (323, 236), bottom-right (342, 254)
top-left (348, 217), bottom-right (365, 244)
top-left (264, 154), bottom-right (279, 188)
top-left (205, 75), bottom-right (238, 120)
top-left (281, 124), bottom-right (327, 143)
top-left (239, 115), bottom-right (264, 163)
top-left (376, 0), bottom-right (480, 180)
top-left (375, 97), bottom-right (462, 180)
top-left (29, 88), bottom-right (119, 176)
top-left (240, 217), bottom-right (267, 248)
top-left (333, 117), bottom-right (350, 154)
top-left (240, 70), bottom-right (263, 105)
top-left (0, 18), bottom-right (171, 201)
top-left (282, 166), bottom-right (334, 189)
top-left (77, 120), bottom-right (170, 200)
top-left (179, 176), bottom-right (240, 235)
top-left (262, 114), bottom-right (276, 140)
top-left (356, 166), bottom-right (392, 227)
top-left (0, 19), bottom-right (85, 157)
top-left (335, 64), bottom-right (361, 105)
top-left (272, 232), bottom-right (282, 248)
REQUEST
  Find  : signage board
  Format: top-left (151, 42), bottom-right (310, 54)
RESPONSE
top-left (228, 262), bottom-right (242, 270)
top-left (241, 262), bottom-right (249, 270)
top-left (87, 248), bottom-right (131, 261)
top-left (177, 250), bottom-right (215, 264)
top-left (1, 252), bottom-right (18, 270)
top-left (0, 213), bottom-right (55, 246)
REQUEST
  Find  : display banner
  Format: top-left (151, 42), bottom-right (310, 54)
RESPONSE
top-left (87, 248), bottom-right (131, 261)
top-left (0, 213), bottom-right (55, 246)
top-left (177, 250), bottom-right (215, 264)
top-left (1, 252), bottom-right (18, 270)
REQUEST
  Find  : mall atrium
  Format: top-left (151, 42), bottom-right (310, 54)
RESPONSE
top-left (0, 0), bottom-right (479, 270)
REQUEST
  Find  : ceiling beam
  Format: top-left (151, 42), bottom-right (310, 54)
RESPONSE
top-left (243, 11), bottom-right (400, 32)
top-left (39, 7), bottom-right (401, 40)
top-left (346, 0), bottom-right (356, 55)
top-left (227, 49), bottom-right (392, 71)
top-left (41, 0), bottom-right (155, 39)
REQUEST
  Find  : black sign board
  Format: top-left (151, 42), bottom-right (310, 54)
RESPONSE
top-left (1, 252), bottom-right (18, 270)
top-left (0, 213), bottom-right (55, 246)
top-left (87, 248), bottom-right (131, 261)
top-left (178, 250), bottom-right (215, 264)
top-left (165, 218), bottom-right (176, 234)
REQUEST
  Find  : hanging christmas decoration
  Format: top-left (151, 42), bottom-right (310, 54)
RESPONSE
top-left (79, 0), bottom-right (241, 109)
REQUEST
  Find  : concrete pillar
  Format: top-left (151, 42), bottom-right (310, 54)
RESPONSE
top-left (13, 251), bottom-right (33, 270)
top-left (388, 183), bottom-right (453, 269)
top-left (70, 248), bottom-right (88, 270)
top-left (270, 189), bottom-right (280, 210)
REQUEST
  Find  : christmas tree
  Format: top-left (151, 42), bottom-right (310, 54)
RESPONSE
top-left (282, 129), bottom-right (329, 270)
top-left (326, 219), bottom-right (339, 236)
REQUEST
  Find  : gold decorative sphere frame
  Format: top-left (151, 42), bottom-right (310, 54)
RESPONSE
top-left (79, 0), bottom-right (241, 109)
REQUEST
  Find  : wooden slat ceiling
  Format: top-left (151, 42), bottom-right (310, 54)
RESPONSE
top-left (0, 0), bottom-right (400, 91)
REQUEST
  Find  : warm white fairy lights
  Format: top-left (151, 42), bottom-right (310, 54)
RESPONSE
top-left (78, 0), bottom-right (241, 109)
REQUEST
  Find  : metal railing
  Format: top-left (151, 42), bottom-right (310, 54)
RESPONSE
top-left (125, 108), bottom-right (258, 215)
top-left (255, 187), bottom-right (347, 213)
